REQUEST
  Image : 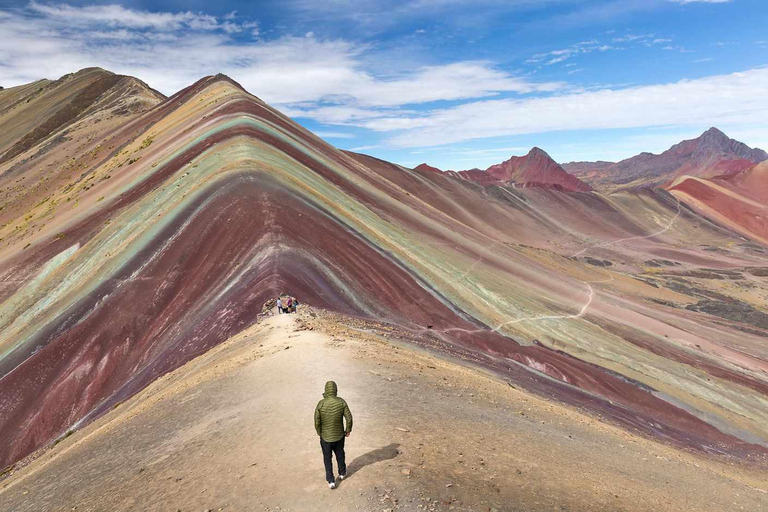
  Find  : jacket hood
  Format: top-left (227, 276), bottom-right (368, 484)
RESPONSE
top-left (323, 381), bottom-right (338, 398)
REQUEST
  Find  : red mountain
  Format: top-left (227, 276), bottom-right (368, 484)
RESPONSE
top-left (563, 128), bottom-right (768, 190)
top-left (414, 162), bottom-right (443, 173)
top-left (477, 147), bottom-right (592, 192)
top-left (415, 147), bottom-right (592, 192)
top-left (669, 160), bottom-right (768, 244)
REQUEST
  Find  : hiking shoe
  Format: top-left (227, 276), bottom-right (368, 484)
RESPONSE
top-left (329, 482), bottom-right (336, 489)
top-left (339, 474), bottom-right (346, 481)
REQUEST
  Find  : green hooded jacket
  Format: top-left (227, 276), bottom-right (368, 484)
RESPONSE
top-left (314, 381), bottom-right (353, 442)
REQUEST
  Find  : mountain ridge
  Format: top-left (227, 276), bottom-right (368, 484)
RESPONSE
top-left (562, 127), bottom-right (768, 190)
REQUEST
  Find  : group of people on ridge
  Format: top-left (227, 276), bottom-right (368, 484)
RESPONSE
top-left (276, 294), bottom-right (298, 314)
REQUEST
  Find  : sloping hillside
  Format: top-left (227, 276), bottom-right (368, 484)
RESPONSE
top-left (1, 71), bottom-right (767, 477)
top-left (0, 68), bottom-right (163, 161)
top-left (669, 160), bottom-right (768, 244)
top-left (0, 68), bottom-right (164, 258)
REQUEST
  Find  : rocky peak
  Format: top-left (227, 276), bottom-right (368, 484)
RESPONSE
top-left (700, 126), bottom-right (728, 142)
top-left (527, 146), bottom-right (550, 158)
top-left (684, 127), bottom-right (767, 163)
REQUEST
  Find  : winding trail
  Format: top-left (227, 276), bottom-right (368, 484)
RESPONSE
top-left (434, 272), bottom-right (614, 337)
top-left (491, 272), bottom-right (613, 332)
top-left (571, 198), bottom-right (682, 258)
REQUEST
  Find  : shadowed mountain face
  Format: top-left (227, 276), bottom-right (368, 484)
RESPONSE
top-left (563, 128), bottom-right (768, 190)
top-left (1, 71), bottom-right (768, 470)
top-left (0, 68), bottom-right (163, 163)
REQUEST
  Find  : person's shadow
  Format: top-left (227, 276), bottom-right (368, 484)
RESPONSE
top-left (342, 443), bottom-right (400, 482)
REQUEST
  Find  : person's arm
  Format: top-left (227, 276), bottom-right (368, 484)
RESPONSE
top-left (314, 401), bottom-right (322, 436)
top-left (343, 400), bottom-right (353, 436)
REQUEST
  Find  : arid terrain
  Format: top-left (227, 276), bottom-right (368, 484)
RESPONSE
top-left (1, 310), bottom-right (766, 512)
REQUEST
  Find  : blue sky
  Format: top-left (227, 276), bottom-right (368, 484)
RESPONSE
top-left (1, 0), bottom-right (766, 169)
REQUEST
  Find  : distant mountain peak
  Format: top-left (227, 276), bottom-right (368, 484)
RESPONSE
top-left (703, 126), bottom-right (725, 134)
top-left (476, 147), bottom-right (591, 192)
top-left (528, 146), bottom-right (549, 157)
top-left (562, 127), bottom-right (767, 190)
top-left (700, 126), bottom-right (727, 140)
top-left (414, 147), bottom-right (590, 192)
top-left (685, 127), bottom-right (768, 163)
top-left (693, 127), bottom-right (732, 150)
top-left (414, 163), bottom-right (443, 173)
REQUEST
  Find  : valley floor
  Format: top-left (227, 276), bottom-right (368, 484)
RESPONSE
top-left (1, 309), bottom-right (766, 512)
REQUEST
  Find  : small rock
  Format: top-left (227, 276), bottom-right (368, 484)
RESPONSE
top-left (445, 483), bottom-right (453, 488)
top-left (401, 469), bottom-right (411, 475)
top-left (396, 427), bottom-right (410, 432)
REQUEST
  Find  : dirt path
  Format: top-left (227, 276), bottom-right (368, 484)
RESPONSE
top-left (1, 309), bottom-right (766, 511)
top-left (570, 197), bottom-right (682, 258)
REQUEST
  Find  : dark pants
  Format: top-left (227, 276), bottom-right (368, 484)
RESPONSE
top-left (320, 437), bottom-right (346, 483)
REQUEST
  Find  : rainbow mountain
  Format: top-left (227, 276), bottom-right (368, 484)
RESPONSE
top-left (1, 69), bottom-right (767, 470)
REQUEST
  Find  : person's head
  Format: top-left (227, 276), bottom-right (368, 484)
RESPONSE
top-left (323, 381), bottom-right (337, 397)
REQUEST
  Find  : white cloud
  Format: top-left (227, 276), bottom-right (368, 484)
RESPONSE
top-left (0, 3), bottom-right (560, 109)
top-left (528, 39), bottom-right (612, 66)
top-left (239, 59), bottom-right (563, 106)
top-left (28, 1), bottom-right (231, 31)
top-left (527, 33), bottom-right (667, 68)
top-left (368, 67), bottom-right (768, 147)
top-left (612, 33), bottom-right (653, 43)
top-left (661, 45), bottom-right (693, 53)
top-left (451, 146), bottom-right (529, 156)
top-left (611, 33), bottom-right (672, 47)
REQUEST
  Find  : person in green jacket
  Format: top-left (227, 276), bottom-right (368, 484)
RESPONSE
top-left (314, 380), bottom-right (353, 488)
